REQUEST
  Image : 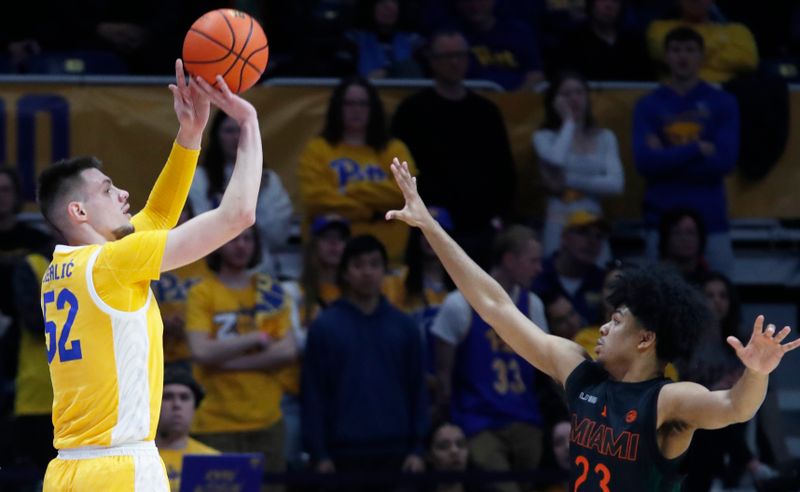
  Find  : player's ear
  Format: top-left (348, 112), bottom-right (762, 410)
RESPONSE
top-left (66, 200), bottom-right (88, 225)
top-left (638, 330), bottom-right (656, 350)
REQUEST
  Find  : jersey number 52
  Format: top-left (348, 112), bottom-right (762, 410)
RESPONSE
top-left (43, 288), bottom-right (83, 363)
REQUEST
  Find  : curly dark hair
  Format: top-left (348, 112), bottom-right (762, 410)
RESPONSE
top-left (606, 264), bottom-right (711, 363)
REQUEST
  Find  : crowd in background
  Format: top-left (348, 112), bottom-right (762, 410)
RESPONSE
top-left (0, 1), bottom-right (799, 491)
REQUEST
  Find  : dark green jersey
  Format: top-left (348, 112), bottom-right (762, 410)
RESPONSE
top-left (565, 360), bottom-right (685, 491)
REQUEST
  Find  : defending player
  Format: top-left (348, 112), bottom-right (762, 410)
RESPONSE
top-left (36, 61), bottom-right (264, 492)
top-left (386, 158), bottom-right (800, 491)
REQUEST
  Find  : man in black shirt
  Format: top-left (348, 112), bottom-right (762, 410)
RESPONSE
top-left (392, 28), bottom-right (515, 267)
top-left (386, 159), bottom-right (800, 491)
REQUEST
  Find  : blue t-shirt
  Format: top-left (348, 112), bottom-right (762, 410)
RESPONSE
top-left (462, 18), bottom-right (542, 90)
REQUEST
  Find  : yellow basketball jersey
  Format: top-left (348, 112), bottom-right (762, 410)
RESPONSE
top-left (43, 230), bottom-right (168, 449)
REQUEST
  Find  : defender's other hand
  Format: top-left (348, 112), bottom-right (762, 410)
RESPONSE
top-left (728, 315), bottom-right (800, 375)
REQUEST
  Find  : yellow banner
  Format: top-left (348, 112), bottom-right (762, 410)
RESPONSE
top-left (1, 83), bottom-right (797, 219)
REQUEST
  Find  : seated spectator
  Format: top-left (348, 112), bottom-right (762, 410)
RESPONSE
top-left (453, 0), bottom-right (544, 90)
top-left (190, 111), bottom-right (294, 276)
top-left (426, 421), bottom-right (471, 492)
top-left (544, 420), bottom-right (571, 492)
top-left (392, 29), bottom-right (516, 266)
top-left (558, 0), bottom-right (653, 80)
top-left (186, 226), bottom-right (298, 483)
top-left (298, 76), bottom-right (417, 264)
top-left (344, 0), bottom-right (425, 78)
top-left (647, 0), bottom-right (758, 83)
top-left (156, 367), bottom-right (219, 492)
top-left (152, 204), bottom-right (211, 369)
top-left (680, 272), bottom-right (767, 490)
top-left (302, 235), bottom-right (428, 482)
top-left (432, 225), bottom-right (548, 492)
top-left (633, 27), bottom-right (738, 278)
top-left (658, 208), bottom-right (710, 285)
top-left (532, 71), bottom-right (623, 260)
top-left (532, 210), bottom-right (607, 326)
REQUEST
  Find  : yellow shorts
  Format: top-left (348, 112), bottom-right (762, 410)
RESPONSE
top-left (43, 442), bottom-right (168, 492)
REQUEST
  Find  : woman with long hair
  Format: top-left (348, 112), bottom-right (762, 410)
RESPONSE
top-left (533, 71), bottom-right (624, 259)
top-left (298, 76), bottom-right (417, 263)
top-left (189, 111), bottom-right (294, 275)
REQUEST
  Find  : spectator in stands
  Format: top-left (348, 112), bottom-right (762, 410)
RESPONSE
top-left (532, 210), bottom-right (607, 326)
top-left (279, 214), bottom-right (351, 470)
top-left (0, 167), bottom-right (53, 257)
top-left (298, 76), bottom-right (416, 264)
top-left (0, 166), bottom-right (52, 469)
top-left (543, 293), bottom-right (585, 341)
top-left (546, 420), bottom-right (571, 492)
top-left (190, 111), bottom-right (294, 276)
top-left (532, 71), bottom-right (623, 260)
top-left (156, 367), bottom-right (219, 492)
top-left (302, 235), bottom-right (428, 480)
top-left (646, 0), bottom-right (758, 83)
top-left (427, 421), bottom-right (470, 492)
top-left (658, 208), bottom-right (710, 285)
top-left (432, 225), bottom-right (548, 492)
top-left (385, 207), bottom-right (455, 376)
top-left (344, 0), bottom-right (425, 78)
top-left (633, 27), bottom-right (739, 278)
top-left (392, 29), bottom-right (515, 266)
top-left (186, 226), bottom-right (298, 484)
top-left (452, 0), bottom-right (544, 90)
top-left (679, 271), bottom-right (767, 490)
top-left (10, 254), bottom-right (54, 483)
top-left (558, 0), bottom-right (653, 80)
top-left (152, 204), bottom-right (211, 370)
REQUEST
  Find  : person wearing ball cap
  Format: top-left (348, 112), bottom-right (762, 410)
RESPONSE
top-left (533, 208), bottom-right (608, 326)
top-left (37, 60), bottom-right (263, 492)
top-left (156, 368), bottom-right (218, 492)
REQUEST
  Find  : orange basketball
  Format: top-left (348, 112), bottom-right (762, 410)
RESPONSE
top-left (183, 9), bottom-right (269, 94)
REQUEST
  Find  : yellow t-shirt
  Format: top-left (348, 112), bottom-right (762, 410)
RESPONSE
top-left (42, 141), bottom-right (199, 450)
top-left (159, 437), bottom-right (219, 492)
top-left (186, 273), bottom-right (291, 433)
top-left (575, 327), bottom-right (679, 381)
top-left (14, 254), bottom-right (53, 416)
top-left (647, 20), bottom-right (758, 83)
top-left (153, 260), bottom-right (212, 363)
top-left (298, 137), bottom-right (417, 263)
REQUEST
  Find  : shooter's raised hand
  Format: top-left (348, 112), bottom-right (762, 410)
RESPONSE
top-left (169, 59), bottom-right (210, 138)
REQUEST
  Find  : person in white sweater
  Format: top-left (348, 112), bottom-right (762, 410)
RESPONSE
top-left (532, 71), bottom-right (624, 260)
top-left (190, 111), bottom-right (294, 275)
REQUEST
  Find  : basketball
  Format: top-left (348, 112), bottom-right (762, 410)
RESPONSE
top-left (182, 9), bottom-right (269, 94)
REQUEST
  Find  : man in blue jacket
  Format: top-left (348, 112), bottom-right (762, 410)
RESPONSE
top-left (301, 234), bottom-right (428, 484)
top-left (633, 26), bottom-right (739, 277)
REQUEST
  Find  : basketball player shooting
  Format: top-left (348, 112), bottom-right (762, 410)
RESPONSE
top-left (386, 158), bottom-right (800, 491)
top-left (36, 60), bottom-right (264, 492)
